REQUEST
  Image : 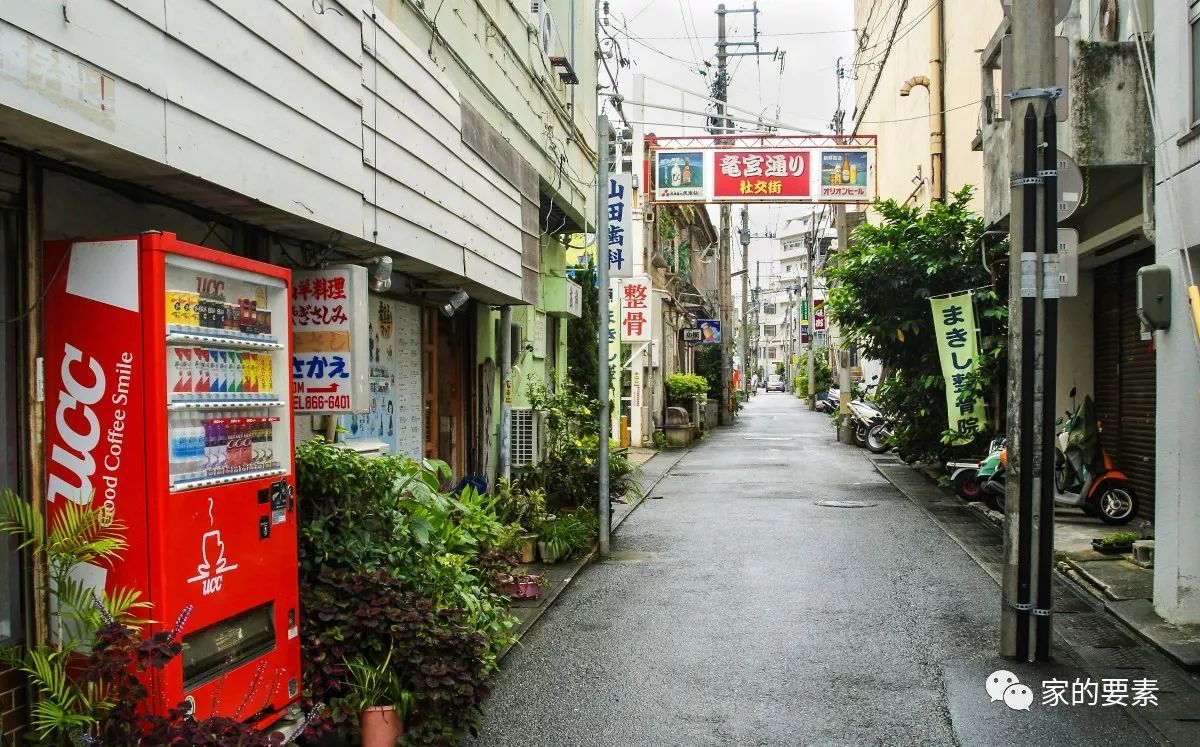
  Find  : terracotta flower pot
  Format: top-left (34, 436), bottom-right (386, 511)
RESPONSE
top-left (360, 705), bottom-right (403, 747)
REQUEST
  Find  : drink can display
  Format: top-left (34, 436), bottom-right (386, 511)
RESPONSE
top-left (230, 351), bottom-right (243, 397)
top-left (193, 348), bottom-right (210, 395)
top-left (260, 352), bottom-right (273, 395)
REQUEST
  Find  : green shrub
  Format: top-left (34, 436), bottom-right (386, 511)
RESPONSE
top-left (665, 372), bottom-right (709, 399)
top-left (295, 439), bottom-right (516, 743)
top-left (520, 383), bottom-right (641, 511)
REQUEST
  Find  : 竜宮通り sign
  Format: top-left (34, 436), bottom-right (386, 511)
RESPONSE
top-left (652, 147), bottom-right (874, 204)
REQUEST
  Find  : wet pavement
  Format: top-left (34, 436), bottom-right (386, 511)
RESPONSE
top-left (470, 394), bottom-right (1172, 746)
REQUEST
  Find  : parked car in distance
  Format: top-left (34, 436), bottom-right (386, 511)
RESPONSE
top-left (766, 374), bottom-right (785, 392)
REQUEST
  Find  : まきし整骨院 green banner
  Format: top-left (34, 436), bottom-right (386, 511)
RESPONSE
top-left (930, 292), bottom-right (988, 444)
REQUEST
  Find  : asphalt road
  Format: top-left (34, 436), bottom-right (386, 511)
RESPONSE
top-left (469, 394), bottom-right (1157, 747)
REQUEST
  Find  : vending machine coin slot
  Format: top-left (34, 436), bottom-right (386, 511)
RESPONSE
top-left (259, 516), bottom-right (271, 540)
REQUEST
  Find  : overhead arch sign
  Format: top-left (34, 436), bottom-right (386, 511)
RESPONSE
top-left (648, 135), bottom-right (876, 205)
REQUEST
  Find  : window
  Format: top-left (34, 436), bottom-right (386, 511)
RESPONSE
top-left (1193, 2), bottom-right (1200, 125)
top-left (763, 303), bottom-right (777, 315)
top-left (784, 264), bottom-right (793, 274)
top-left (763, 324), bottom-right (778, 338)
top-left (768, 347), bottom-right (778, 360)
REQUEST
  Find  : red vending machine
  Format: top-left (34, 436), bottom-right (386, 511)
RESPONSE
top-left (42, 231), bottom-right (301, 727)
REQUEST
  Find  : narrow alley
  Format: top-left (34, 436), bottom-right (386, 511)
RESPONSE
top-left (472, 395), bottom-right (1170, 747)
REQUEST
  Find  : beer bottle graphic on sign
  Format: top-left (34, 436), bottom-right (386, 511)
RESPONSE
top-left (670, 162), bottom-right (682, 187)
top-left (841, 155), bottom-right (851, 184)
top-left (682, 161), bottom-right (693, 185)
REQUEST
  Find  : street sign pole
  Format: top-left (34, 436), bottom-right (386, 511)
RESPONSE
top-left (596, 113), bottom-right (611, 557)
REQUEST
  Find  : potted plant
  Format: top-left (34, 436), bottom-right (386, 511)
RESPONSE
top-left (492, 480), bottom-right (545, 563)
top-left (1092, 530), bottom-right (1139, 555)
top-left (502, 572), bottom-right (545, 599)
top-left (343, 648), bottom-right (413, 747)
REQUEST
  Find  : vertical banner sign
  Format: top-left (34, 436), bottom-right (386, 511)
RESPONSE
top-left (620, 275), bottom-right (652, 342)
top-left (930, 292), bottom-right (988, 443)
top-left (607, 281), bottom-right (621, 426)
top-left (654, 151), bottom-right (706, 201)
top-left (607, 174), bottom-right (633, 278)
top-left (292, 265), bottom-right (369, 413)
top-left (713, 150), bottom-right (810, 200)
top-left (813, 299), bottom-right (826, 331)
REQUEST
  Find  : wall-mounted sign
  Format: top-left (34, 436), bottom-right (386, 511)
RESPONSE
top-left (607, 174), bottom-right (634, 277)
top-left (696, 319), bottom-right (721, 344)
top-left (292, 265), bottom-right (368, 413)
top-left (681, 328), bottom-right (703, 342)
top-left (651, 145), bottom-right (876, 204)
top-left (930, 292), bottom-right (988, 443)
top-left (654, 150), bottom-right (705, 201)
top-left (813, 299), bottom-right (827, 331)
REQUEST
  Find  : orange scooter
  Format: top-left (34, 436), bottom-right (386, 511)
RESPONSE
top-left (982, 391), bottom-right (1139, 524)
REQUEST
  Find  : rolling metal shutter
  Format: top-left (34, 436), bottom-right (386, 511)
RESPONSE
top-left (1117, 251), bottom-right (1156, 517)
top-left (1092, 249), bottom-right (1156, 520)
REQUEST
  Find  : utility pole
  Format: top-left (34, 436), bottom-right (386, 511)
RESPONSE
top-left (715, 4), bottom-right (732, 425)
top-left (739, 206), bottom-right (751, 399)
top-left (596, 112), bottom-right (611, 557)
top-left (806, 212), bottom-right (817, 409)
top-left (1001, 0), bottom-right (1057, 662)
top-left (713, 2), bottom-right (773, 423)
top-left (834, 205), bottom-right (853, 443)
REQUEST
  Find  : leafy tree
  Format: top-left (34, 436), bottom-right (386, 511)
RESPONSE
top-left (824, 187), bottom-right (1008, 461)
top-left (694, 344), bottom-right (723, 398)
top-left (567, 262), bottom-right (599, 397)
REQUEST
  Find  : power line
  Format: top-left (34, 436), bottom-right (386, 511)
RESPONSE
top-left (852, 0), bottom-right (908, 134)
top-left (859, 99), bottom-right (980, 125)
top-left (629, 28), bottom-right (855, 40)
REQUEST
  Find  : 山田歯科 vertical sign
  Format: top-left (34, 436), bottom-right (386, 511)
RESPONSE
top-left (930, 292), bottom-right (988, 443)
top-left (607, 175), bottom-right (633, 278)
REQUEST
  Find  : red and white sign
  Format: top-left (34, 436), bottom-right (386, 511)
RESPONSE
top-left (814, 299), bottom-right (826, 331)
top-left (713, 150), bottom-right (810, 200)
top-left (619, 275), bottom-right (652, 342)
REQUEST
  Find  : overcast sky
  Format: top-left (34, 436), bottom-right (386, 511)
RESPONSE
top-left (602, 0), bottom-right (855, 290)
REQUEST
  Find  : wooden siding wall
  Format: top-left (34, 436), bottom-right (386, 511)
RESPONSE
top-left (0, 0), bottom-right (540, 301)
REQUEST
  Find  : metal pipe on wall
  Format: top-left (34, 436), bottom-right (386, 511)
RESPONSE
top-left (499, 304), bottom-right (512, 480)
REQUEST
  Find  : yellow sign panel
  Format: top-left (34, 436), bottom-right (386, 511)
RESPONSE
top-left (930, 293), bottom-right (988, 443)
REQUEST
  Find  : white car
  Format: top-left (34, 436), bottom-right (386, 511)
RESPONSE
top-left (766, 374), bottom-right (785, 392)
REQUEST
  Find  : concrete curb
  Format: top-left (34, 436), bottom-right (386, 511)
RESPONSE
top-left (873, 458), bottom-right (1200, 673)
top-left (497, 447), bottom-right (687, 661)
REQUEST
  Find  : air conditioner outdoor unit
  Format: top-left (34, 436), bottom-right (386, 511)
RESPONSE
top-left (510, 408), bottom-right (548, 468)
top-left (530, 1), bottom-right (577, 84)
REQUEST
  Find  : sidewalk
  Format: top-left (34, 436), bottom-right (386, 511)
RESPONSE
top-left (911, 464), bottom-right (1200, 670)
top-left (874, 455), bottom-right (1200, 745)
top-left (498, 445), bottom-right (689, 660)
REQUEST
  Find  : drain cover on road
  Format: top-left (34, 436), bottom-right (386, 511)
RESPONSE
top-left (815, 500), bottom-right (877, 508)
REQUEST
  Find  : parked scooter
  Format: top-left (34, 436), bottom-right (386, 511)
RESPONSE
top-left (970, 437), bottom-right (1007, 510)
top-left (866, 417), bottom-right (895, 454)
top-left (846, 378), bottom-right (884, 448)
top-left (980, 389), bottom-right (1139, 524)
top-left (814, 387), bottom-right (839, 414)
